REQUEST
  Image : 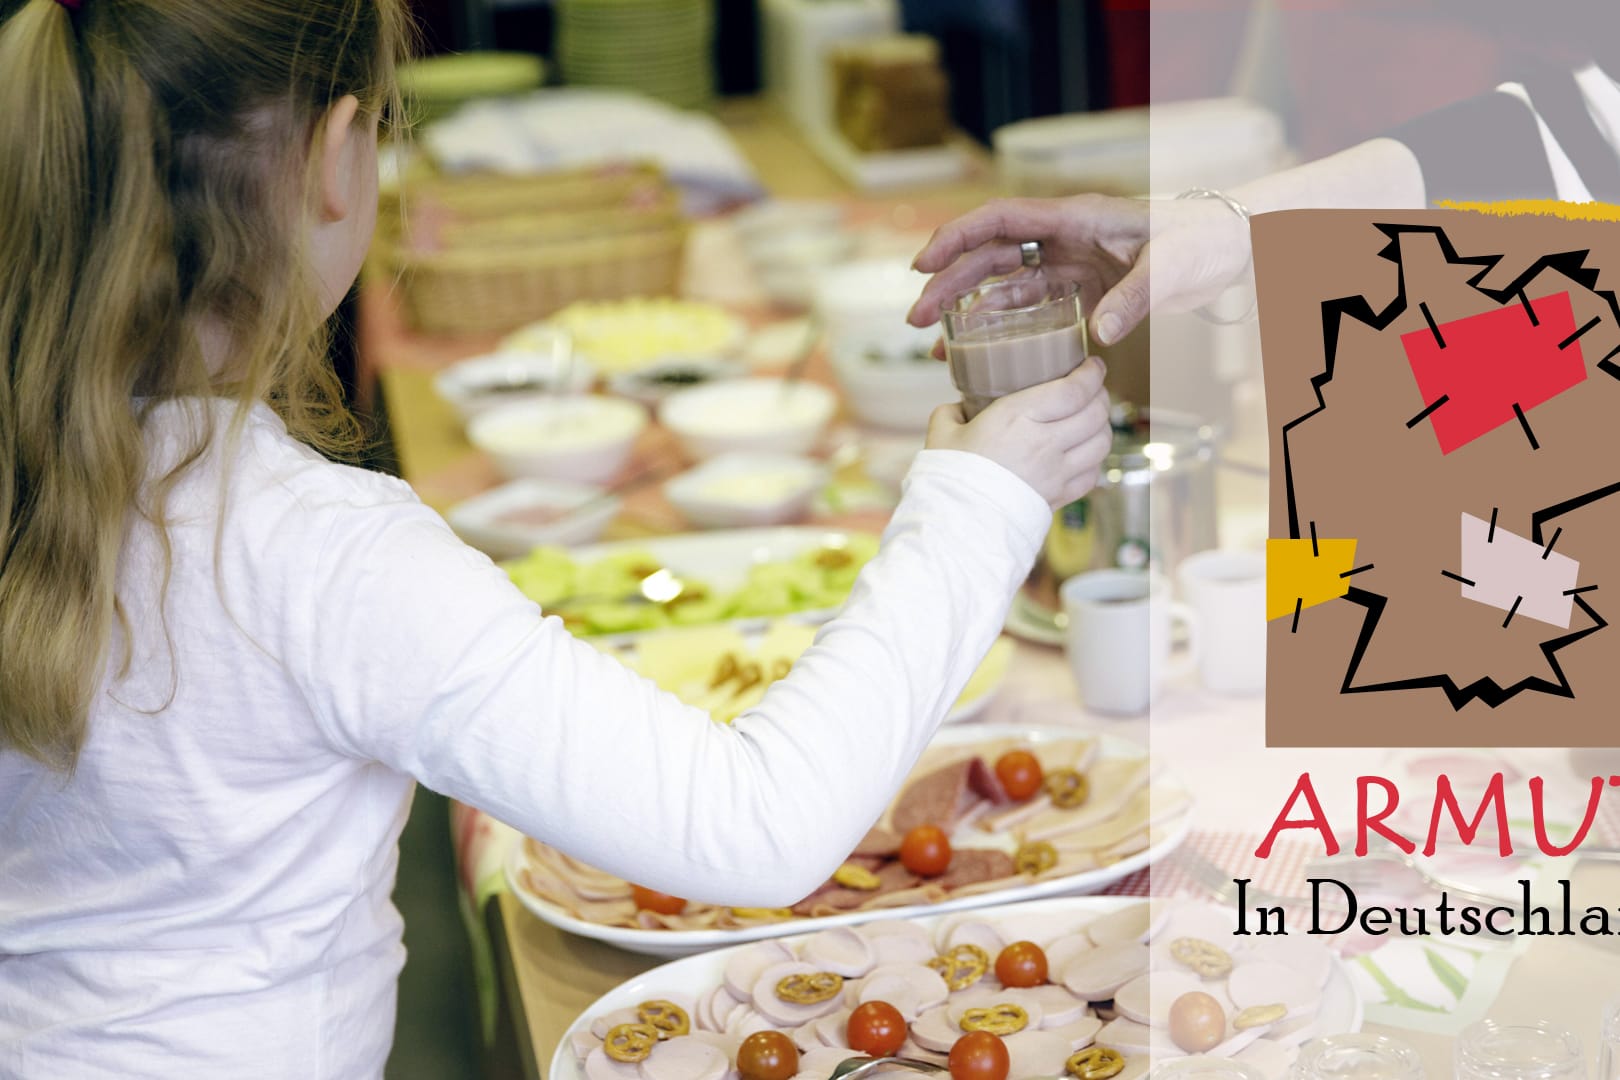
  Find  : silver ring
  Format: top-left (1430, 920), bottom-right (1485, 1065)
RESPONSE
top-left (1019, 240), bottom-right (1042, 268)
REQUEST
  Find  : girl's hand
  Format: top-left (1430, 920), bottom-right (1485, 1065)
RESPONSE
top-left (906, 194), bottom-right (1251, 347)
top-left (926, 359), bottom-right (1112, 510)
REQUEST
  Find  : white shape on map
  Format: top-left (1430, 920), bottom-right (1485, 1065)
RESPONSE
top-left (1458, 512), bottom-right (1579, 628)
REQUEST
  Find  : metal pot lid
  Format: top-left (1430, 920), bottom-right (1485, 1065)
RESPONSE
top-left (1104, 403), bottom-right (1218, 476)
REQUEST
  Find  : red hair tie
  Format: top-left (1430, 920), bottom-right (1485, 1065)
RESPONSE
top-left (56, 0), bottom-right (82, 10)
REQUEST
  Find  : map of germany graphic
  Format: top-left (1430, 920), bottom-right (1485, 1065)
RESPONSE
top-left (1256, 211), bottom-right (1620, 747)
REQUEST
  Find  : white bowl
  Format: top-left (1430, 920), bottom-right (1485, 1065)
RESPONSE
top-left (829, 333), bottom-right (957, 432)
top-left (606, 356), bottom-right (747, 408)
top-left (659, 378), bottom-right (837, 460)
top-left (447, 478), bottom-right (621, 559)
top-left (434, 347), bottom-right (596, 425)
top-left (732, 199), bottom-right (845, 248)
top-left (747, 226), bottom-right (859, 309)
top-left (467, 395), bottom-right (647, 484)
top-left (663, 452), bottom-right (827, 528)
top-left (812, 258), bottom-right (930, 357)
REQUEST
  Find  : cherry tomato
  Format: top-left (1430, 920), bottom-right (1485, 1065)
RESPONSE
top-left (994, 750), bottom-right (1044, 801)
top-left (847, 1000), bottom-right (907, 1057)
top-left (899, 824), bottom-right (952, 877)
top-left (993, 940), bottom-right (1049, 987)
top-left (948, 1031), bottom-right (1010, 1080)
top-left (629, 885), bottom-right (687, 915)
top-left (737, 1030), bottom-right (799, 1080)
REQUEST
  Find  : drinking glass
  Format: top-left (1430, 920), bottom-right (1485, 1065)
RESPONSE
top-left (1596, 998), bottom-right (1620, 1080)
top-left (941, 272), bottom-right (1087, 420)
top-left (1455, 1021), bottom-right (1586, 1080)
top-left (1291, 1034), bottom-right (1426, 1079)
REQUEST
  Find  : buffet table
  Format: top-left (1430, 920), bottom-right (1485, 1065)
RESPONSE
top-left (364, 101), bottom-right (1620, 1080)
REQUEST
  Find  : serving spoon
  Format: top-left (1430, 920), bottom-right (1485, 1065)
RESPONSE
top-left (829, 1056), bottom-right (948, 1080)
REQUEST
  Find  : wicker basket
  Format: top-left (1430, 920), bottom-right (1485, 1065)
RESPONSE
top-left (377, 161), bottom-right (669, 244)
top-left (379, 162), bottom-right (688, 335)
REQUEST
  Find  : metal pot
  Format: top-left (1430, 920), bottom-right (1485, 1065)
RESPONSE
top-left (1021, 406), bottom-right (1220, 624)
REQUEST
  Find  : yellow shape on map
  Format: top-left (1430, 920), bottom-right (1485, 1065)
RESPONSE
top-left (1266, 538), bottom-right (1359, 621)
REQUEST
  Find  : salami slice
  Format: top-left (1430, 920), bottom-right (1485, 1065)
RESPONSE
top-left (966, 756), bottom-right (1012, 804)
top-left (937, 849), bottom-right (1016, 891)
top-left (890, 760), bottom-right (975, 834)
top-left (851, 825), bottom-right (902, 858)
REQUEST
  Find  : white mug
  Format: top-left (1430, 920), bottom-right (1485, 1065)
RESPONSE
top-left (1061, 569), bottom-right (1199, 716)
top-left (1178, 549), bottom-right (1267, 695)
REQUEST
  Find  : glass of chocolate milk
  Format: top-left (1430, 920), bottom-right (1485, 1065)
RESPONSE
top-left (942, 273), bottom-right (1087, 419)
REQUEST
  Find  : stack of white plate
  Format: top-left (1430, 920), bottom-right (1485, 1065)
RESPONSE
top-left (556, 0), bottom-right (715, 110)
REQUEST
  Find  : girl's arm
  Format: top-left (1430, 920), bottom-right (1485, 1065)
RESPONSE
top-left (290, 448), bottom-right (1051, 907)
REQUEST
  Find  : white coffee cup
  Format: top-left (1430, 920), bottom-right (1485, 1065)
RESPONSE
top-left (1178, 548), bottom-right (1267, 695)
top-left (1061, 569), bottom-right (1199, 716)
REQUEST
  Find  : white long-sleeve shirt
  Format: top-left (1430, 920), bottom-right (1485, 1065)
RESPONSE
top-left (0, 399), bottom-right (1051, 1079)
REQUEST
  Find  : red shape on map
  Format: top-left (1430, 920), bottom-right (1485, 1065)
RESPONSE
top-left (1401, 291), bottom-right (1588, 454)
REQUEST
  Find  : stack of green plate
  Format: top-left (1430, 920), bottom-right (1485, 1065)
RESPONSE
top-left (400, 51), bottom-right (546, 123)
top-left (556, 0), bottom-right (714, 110)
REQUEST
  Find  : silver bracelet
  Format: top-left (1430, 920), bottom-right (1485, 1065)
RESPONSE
top-left (1176, 187), bottom-right (1258, 326)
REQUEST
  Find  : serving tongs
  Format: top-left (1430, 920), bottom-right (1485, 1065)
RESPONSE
top-left (829, 1056), bottom-right (948, 1080)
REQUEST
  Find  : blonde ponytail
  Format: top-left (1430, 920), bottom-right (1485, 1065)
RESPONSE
top-left (0, 0), bottom-right (409, 769)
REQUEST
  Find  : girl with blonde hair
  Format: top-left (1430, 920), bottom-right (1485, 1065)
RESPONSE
top-left (0, 0), bottom-right (1113, 1074)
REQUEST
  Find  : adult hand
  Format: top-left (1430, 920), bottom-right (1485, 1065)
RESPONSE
top-left (907, 194), bottom-right (1251, 347)
top-left (925, 358), bottom-right (1112, 510)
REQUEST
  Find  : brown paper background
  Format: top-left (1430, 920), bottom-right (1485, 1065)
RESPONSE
top-left (1255, 209), bottom-right (1620, 747)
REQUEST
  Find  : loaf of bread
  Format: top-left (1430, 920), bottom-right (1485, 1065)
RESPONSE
top-left (828, 34), bottom-right (951, 152)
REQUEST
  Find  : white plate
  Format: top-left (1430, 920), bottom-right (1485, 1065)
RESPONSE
top-left (663, 453), bottom-right (827, 529)
top-left (1005, 589), bottom-right (1066, 648)
top-left (507, 725), bottom-right (1192, 957)
top-left (538, 527), bottom-right (872, 648)
top-left (609, 627), bottom-right (1013, 727)
top-left (547, 896), bottom-right (1362, 1080)
top-left (448, 478), bottom-right (621, 560)
top-left (433, 346), bottom-right (596, 425)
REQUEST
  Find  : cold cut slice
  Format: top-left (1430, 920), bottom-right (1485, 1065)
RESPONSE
top-left (1003, 1030), bottom-right (1073, 1080)
top-left (890, 760), bottom-right (976, 834)
top-left (640, 1038), bottom-right (728, 1080)
top-left (1021, 985), bottom-right (1091, 1028)
top-left (591, 1008), bottom-right (644, 1040)
top-left (852, 826), bottom-right (902, 859)
top-left (1083, 901), bottom-right (1156, 947)
top-left (857, 965), bottom-right (948, 1021)
top-left (800, 928), bottom-right (874, 978)
top-left (936, 918), bottom-right (1003, 957)
top-left (585, 1048), bottom-right (645, 1080)
top-left (966, 757), bottom-right (1011, 804)
top-left (937, 849), bottom-right (1017, 891)
top-left (752, 962), bottom-right (845, 1027)
top-left (1048, 1016), bottom-right (1103, 1051)
top-left (1062, 941), bottom-right (1151, 1000)
top-left (1111, 970), bottom-right (1201, 1027)
top-left (909, 1006), bottom-right (958, 1053)
top-left (724, 942), bottom-right (795, 1000)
